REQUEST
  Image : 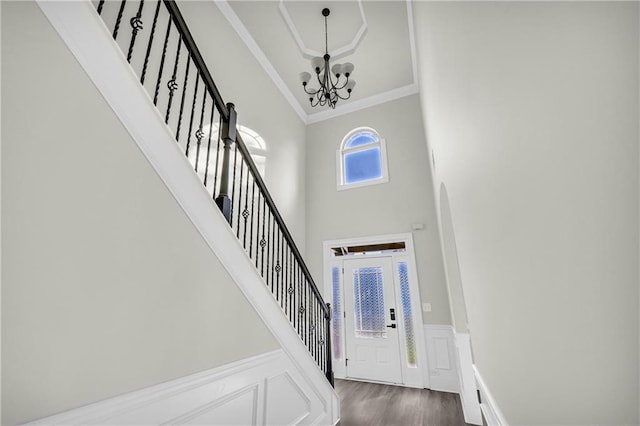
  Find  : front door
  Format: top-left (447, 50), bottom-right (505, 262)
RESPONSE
top-left (344, 257), bottom-right (403, 383)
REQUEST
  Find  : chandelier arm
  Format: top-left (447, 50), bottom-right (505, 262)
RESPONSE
top-left (303, 85), bottom-right (320, 96)
top-left (335, 90), bottom-right (352, 101)
top-left (333, 75), bottom-right (349, 90)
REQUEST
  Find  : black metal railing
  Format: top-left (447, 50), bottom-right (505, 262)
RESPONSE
top-left (94, 0), bottom-right (333, 385)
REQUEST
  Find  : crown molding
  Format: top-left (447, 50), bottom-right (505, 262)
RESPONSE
top-left (215, 0), bottom-right (419, 125)
top-left (306, 83), bottom-right (419, 124)
top-left (278, 0), bottom-right (367, 61)
top-left (213, 0), bottom-right (307, 123)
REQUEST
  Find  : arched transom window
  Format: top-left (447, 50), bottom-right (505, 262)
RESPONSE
top-left (338, 127), bottom-right (388, 190)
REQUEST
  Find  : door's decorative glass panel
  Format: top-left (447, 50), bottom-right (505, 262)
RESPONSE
top-left (398, 262), bottom-right (417, 367)
top-left (331, 266), bottom-right (342, 359)
top-left (353, 266), bottom-right (387, 339)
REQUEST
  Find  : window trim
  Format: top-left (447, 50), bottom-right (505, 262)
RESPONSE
top-left (336, 128), bottom-right (389, 191)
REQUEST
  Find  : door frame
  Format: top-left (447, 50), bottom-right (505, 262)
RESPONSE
top-left (322, 233), bottom-right (430, 389)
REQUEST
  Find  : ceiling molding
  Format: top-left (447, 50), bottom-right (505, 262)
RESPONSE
top-left (278, 0), bottom-right (368, 61)
top-left (306, 83), bottom-right (419, 124)
top-left (214, 0), bottom-right (307, 123)
top-left (214, 0), bottom-right (420, 125)
top-left (406, 0), bottom-right (419, 89)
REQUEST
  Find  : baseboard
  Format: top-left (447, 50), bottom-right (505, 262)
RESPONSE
top-left (26, 350), bottom-right (332, 425)
top-left (473, 365), bottom-right (508, 426)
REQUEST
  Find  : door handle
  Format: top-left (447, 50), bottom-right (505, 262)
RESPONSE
top-left (386, 324), bottom-right (397, 328)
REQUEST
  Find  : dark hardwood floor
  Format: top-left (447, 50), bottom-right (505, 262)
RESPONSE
top-left (335, 379), bottom-right (472, 426)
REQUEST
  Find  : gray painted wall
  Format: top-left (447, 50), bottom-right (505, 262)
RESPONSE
top-left (305, 95), bottom-right (452, 326)
top-left (178, 2), bottom-right (308, 251)
top-left (414, 2), bottom-right (639, 424)
top-left (1, 3), bottom-right (278, 424)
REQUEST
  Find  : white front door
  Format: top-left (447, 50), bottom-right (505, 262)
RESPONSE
top-left (344, 257), bottom-right (403, 383)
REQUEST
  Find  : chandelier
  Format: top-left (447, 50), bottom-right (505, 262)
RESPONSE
top-left (299, 8), bottom-right (356, 109)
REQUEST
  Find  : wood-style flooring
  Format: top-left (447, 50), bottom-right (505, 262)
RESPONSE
top-left (335, 379), bottom-right (472, 426)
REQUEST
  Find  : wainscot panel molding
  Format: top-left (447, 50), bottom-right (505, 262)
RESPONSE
top-left (455, 333), bottom-right (482, 425)
top-left (26, 350), bottom-right (330, 425)
top-left (36, 2), bottom-right (339, 424)
top-left (424, 325), bottom-right (459, 393)
top-left (473, 365), bottom-right (508, 426)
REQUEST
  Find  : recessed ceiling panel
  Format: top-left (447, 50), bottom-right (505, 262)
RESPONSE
top-left (228, 1), bottom-right (415, 116)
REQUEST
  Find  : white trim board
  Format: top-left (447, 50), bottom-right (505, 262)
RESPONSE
top-left (36, 2), bottom-right (339, 424)
top-left (473, 365), bottom-right (509, 426)
top-left (455, 333), bottom-right (482, 425)
top-left (26, 350), bottom-right (327, 425)
top-left (215, 0), bottom-right (419, 124)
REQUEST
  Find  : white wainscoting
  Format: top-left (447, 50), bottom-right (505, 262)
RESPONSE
top-left (423, 325), bottom-right (459, 393)
top-left (27, 350), bottom-right (333, 425)
top-left (473, 365), bottom-right (508, 426)
top-left (455, 333), bottom-right (482, 425)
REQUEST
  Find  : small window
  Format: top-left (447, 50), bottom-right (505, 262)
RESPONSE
top-left (337, 128), bottom-right (388, 190)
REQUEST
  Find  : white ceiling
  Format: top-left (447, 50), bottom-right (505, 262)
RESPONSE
top-left (217, 1), bottom-right (418, 124)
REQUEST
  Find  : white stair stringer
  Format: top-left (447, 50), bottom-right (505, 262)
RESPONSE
top-left (36, 1), bottom-right (339, 424)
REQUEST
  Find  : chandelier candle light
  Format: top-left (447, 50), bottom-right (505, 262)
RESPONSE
top-left (299, 8), bottom-right (356, 109)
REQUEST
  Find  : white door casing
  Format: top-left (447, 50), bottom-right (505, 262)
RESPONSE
top-left (323, 233), bottom-right (429, 389)
top-left (344, 256), bottom-right (403, 384)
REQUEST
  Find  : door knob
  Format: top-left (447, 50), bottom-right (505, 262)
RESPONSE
top-left (386, 324), bottom-right (396, 328)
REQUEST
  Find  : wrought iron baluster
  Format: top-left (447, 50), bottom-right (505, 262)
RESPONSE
top-left (185, 74), bottom-right (200, 157)
top-left (230, 142), bottom-right (238, 229)
top-left (165, 36), bottom-right (182, 123)
top-left (203, 102), bottom-right (215, 189)
top-left (113, 0), bottom-right (127, 40)
top-left (175, 57), bottom-right (191, 142)
top-left (153, 16), bottom-right (172, 105)
top-left (242, 163), bottom-right (250, 249)
top-left (212, 116), bottom-right (222, 195)
top-left (260, 197), bottom-right (266, 276)
top-left (267, 212), bottom-right (273, 291)
top-left (236, 161), bottom-right (244, 239)
top-left (194, 90), bottom-right (207, 172)
top-left (97, 0), bottom-right (105, 15)
top-left (126, 0), bottom-right (145, 62)
top-left (253, 184), bottom-right (259, 267)
top-left (249, 179), bottom-right (256, 255)
top-left (140, 0), bottom-right (161, 84)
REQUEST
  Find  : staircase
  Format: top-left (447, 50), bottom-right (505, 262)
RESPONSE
top-left (89, 0), bottom-right (334, 385)
top-left (30, 0), bottom-right (338, 422)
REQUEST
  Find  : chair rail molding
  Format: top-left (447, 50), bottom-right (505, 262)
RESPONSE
top-left (36, 1), bottom-right (338, 423)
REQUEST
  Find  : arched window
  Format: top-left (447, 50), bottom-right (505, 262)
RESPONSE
top-left (338, 127), bottom-right (388, 189)
top-left (237, 125), bottom-right (266, 177)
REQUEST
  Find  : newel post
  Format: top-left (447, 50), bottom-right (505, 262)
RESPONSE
top-left (325, 302), bottom-right (334, 386)
top-left (215, 102), bottom-right (237, 224)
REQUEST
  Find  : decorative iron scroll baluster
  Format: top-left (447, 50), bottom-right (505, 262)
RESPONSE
top-left (175, 57), bottom-right (191, 142)
top-left (185, 74), bottom-right (200, 157)
top-left (165, 36), bottom-right (182, 123)
top-left (94, 0), bottom-right (333, 385)
top-left (153, 16), bottom-right (172, 105)
top-left (126, 0), bottom-right (145, 62)
top-left (194, 91), bottom-right (207, 172)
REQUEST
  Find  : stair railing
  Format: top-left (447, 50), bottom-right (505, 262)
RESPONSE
top-left (95, 0), bottom-right (333, 385)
